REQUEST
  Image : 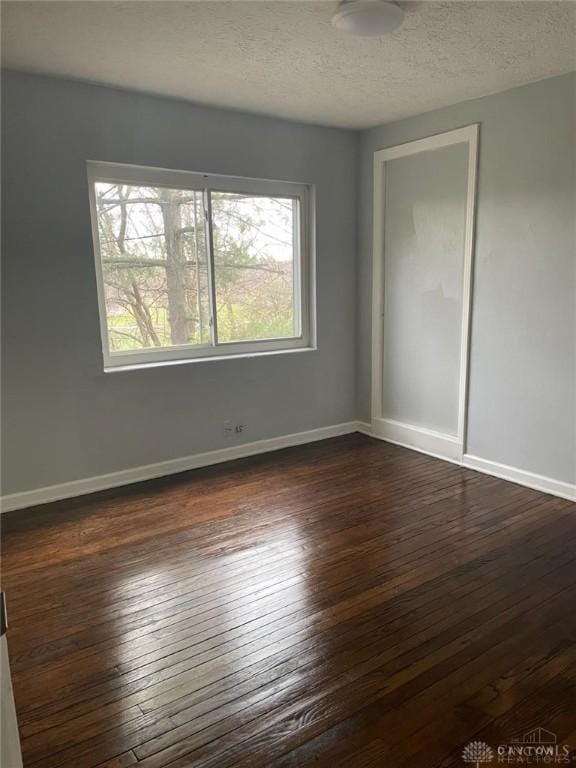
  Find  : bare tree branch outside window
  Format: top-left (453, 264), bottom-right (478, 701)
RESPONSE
top-left (95, 183), bottom-right (296, 351)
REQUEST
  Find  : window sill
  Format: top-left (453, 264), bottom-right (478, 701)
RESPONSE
top-left (103, 345), bottom-right (317, 373)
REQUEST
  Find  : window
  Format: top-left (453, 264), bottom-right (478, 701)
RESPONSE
top-left (87, 162), bottom-right (314, 369)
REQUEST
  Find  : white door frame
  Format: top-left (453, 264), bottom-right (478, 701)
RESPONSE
top-left (371, 124), bottom-right (479, 462)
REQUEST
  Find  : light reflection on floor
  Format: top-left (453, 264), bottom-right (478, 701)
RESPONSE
top-left (111, 523), bottom-right (313, 721)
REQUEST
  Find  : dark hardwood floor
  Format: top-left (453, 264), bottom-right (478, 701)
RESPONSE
top-left (2, 433), bottom-right (575, 768)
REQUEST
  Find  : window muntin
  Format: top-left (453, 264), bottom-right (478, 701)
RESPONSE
top-left (88, 163), bottom-right (313, 368)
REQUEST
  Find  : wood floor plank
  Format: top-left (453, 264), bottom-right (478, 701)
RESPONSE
top-left (127, 578), bottom-right (576, 768)
top-left (15, 486), bottom-right (550, 684)
top-left (17, 495), bottom-right (568, 727)
top-left (2, 434), bottom-right (574, 768)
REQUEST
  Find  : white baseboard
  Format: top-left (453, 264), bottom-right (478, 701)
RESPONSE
top-left (462, 454), bottom-right (576, 503)
top-left (371, 417), bottom-right (463, 462)
top-left (4, 420), bottom-right (573, 513)
top-left (0, 421), bottom-right (359, 513)
top-left (363, 420), bottom-right (575, 503)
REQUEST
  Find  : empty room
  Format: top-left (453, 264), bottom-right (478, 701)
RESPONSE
top-left (1, 1), bottom-right (575, 766)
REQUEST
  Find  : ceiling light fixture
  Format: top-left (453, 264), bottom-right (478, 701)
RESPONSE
top-left (331, 0), bottom-right (405, 37)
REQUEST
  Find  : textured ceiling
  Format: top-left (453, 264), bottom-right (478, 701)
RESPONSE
top-left (2, 1), bottom-right (575, 129)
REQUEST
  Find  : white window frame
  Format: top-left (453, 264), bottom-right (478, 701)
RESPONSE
top-left (87, 161), bottom-right (316, 370)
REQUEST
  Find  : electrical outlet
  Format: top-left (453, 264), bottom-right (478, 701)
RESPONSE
top-left (223, 422), bottom-right (246, 438)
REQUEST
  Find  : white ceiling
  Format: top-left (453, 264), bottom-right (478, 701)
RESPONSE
top-left (2, 1), bottom-right (575, 129)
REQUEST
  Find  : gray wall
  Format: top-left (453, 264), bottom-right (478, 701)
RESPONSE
top-left (358, 73), bottom-right (576, 484)
top-left (3, 70), bottom-right (574, 497)
top-left (1, 71), bottom-right (358, 495)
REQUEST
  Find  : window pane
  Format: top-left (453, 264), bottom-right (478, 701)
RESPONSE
top-left (94, 183), bottom-right (211, 351)
top-left (211, 192), bottom-right (297, 343)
